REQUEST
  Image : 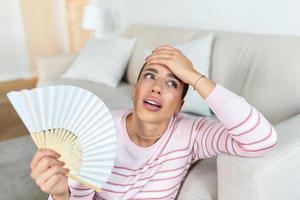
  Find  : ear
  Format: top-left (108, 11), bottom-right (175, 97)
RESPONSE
top-left (175, 100), bottom-right (184, 113)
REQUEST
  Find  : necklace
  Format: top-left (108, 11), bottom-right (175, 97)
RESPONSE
top-left (129, 119), bottom-right (164, 140)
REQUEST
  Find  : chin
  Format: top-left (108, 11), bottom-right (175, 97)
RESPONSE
top-left (134, 107), bottom-right (172, 124)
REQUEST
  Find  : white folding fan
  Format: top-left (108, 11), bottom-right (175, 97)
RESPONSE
top-left (7, 85), bottom-right (117, 192)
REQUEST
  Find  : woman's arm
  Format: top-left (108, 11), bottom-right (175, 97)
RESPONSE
top-left (191, 84), bottom-right (278, 159)
top-left (48, 180), bottom-right (95, 200)
top-left (146, 45), bottom-right (278, 158)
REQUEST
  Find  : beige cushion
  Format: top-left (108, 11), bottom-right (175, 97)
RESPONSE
top-left (62, 37), bottom-right (136, 87)
top-left (122, 24), bottom-right (199, 85)
top-left (211, 33), bottom-right (300, 124)
top-left (36, 54), bottom-right (76, 81)
top-left (177, 158), bottom-right (217, 200)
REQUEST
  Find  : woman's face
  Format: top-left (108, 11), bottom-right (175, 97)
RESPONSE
top-left (132, 64), bottom-right (184, 123)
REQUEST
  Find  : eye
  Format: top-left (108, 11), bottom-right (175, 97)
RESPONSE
top-left (144, 73), bottom-right (155, 80)
top-left (166, 80), bottom-right (178, 88)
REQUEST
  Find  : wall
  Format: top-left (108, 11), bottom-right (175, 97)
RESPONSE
top-left (19, 0), bottom-right (62, 76)
top-left (108, 0), bottom-right (300, 36)
top-left (0, 0), bottom-right (30, 81)
top-left (2, 0), bottom-right (299, 81)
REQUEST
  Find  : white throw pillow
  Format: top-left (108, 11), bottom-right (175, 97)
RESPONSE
top-left (144, 34), bottom-right (214, 116)
top-left (62, 37), bottom-right (136, 87)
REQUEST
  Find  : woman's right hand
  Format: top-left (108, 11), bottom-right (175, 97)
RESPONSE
top-left (30, 149), bottom-right (70, 200)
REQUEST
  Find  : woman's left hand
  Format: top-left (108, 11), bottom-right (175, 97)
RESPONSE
top-left (145, 45), bottom-right (200, 85)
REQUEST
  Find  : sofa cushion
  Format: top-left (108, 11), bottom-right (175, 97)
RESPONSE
top-left (177, 158), bottom-right (217, 200)
top-left (122, 24), bottom-right (200, 85)
top-left (38, 78), bottom-right (133, 111)
top-left (176, 35), bottom-right (214, 117)
top-left (62, 37), bottom-right (136, 88)
top-left (211, 33), bottom-right (300, 124)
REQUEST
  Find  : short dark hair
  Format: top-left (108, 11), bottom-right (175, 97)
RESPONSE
top-left (136, 63), bottom-right (189, 100)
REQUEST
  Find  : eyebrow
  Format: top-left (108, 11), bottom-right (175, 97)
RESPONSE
top-left (143, 68), bottom-right (181, 82)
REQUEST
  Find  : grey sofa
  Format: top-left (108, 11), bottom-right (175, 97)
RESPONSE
top-left (27, 24), bottom-right (300, 199)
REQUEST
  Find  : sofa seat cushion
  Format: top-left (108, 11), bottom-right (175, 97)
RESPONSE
top-left (177, 158), bottom-right (217, 200)
top-left (38, 78), bottom-right (133, 111)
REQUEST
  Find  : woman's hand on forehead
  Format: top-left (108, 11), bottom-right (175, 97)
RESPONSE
top-left (145, 45), bottom-right (201, 85)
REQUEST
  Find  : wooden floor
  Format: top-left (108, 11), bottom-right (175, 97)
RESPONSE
top-left (0, 78), bottom-right (37, 141)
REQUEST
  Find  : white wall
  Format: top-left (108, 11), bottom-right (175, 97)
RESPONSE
top-left (0, 0), bottom-right (30, 81)
top-left (108, 0), bottom-right (300, 36)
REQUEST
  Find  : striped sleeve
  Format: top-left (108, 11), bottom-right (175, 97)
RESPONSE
top-left (192, 84), bottom-right (278, 159)
top-left (48, 179), bottom-right (95, 200)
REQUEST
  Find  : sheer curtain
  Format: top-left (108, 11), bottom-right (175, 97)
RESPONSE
top-left (0, 0), bottom-right (29, 81)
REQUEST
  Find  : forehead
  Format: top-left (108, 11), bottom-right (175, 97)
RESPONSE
top-left (141, 63), bottom-right (183, 84)
top-left (142, 63), bottom-right (172, 74)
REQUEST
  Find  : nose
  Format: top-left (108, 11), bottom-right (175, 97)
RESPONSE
top-left (151, 89), bottom-right (161, 94)
top-left (151, 82), bottom-right (161, 95)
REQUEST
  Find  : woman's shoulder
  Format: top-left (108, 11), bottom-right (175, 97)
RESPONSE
top-left (175, 112), bottom-right (216, 131)
top-left (175, 112), bottom-right (202, 127)
top-left (176, 112), bottom-right (200, 122)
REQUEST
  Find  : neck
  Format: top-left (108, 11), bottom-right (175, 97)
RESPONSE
top-left (126, 112), bottom-right (169, 147)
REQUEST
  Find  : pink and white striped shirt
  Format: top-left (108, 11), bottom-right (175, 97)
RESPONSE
top-left (49, 84), bottom-right (277, 200)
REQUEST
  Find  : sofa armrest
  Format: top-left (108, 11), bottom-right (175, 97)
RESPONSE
top-left (36, 54), bottom-right (76, 81)
top-left (217, 113), bottom-right (300, 200)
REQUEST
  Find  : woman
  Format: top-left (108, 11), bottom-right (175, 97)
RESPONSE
top-left (30, 45), bottom-right (277, 200)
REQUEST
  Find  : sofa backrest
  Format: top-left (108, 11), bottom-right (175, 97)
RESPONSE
top-left (122, 24), bottom-right (300, 124)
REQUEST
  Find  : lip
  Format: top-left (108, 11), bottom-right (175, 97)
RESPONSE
top-left (143, 96), bottom-right (162, 111)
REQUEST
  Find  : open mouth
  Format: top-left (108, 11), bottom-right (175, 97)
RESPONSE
top-left (143, 98), bottom-right (162, 111)
top-left (144, 100), bottom-right (162, 108)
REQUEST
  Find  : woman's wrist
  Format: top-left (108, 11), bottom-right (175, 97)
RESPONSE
top-left (195, 77), bottom-right (216, 99)
top-left (188, 69), bottom-right (216, 99)
top-left (186, 69), bottom-right (203, 86)
top-left (52, 192), bottom-right (70, 200)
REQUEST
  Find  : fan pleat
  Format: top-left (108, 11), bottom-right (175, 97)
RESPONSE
top-left (83, 153), bottom-right (115, 163)
top-left (67, 92), bottom-right (92, 133)
top-left (71, 97), bottom-right (98, 136)
top-left (78, 106), bottom-right (107, 139)
top-left (74, 104), bottom-right (104, 139)
top-left (83, 143), bottom-right (116, 156)
top-left (82, 161), bottom-right (115, 168)
top-left (78, 171), bottom-right (109, 183)
top-left (84, 152), bottom-right (116, 162)
top-left (7, 92), bottom-right (32, 132)
top-left (81, 121), bottom-right (114, 145)
top-left (58, 87), bottom-right (66, 128)
top-left (64, 89), bottom-right (84, 131)
top-left (24, 90), bottom-right (40, 132)
top-left (82, 129), bottom-right (116, 151)
top-left (69, 174), bottom-right (104, 192)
